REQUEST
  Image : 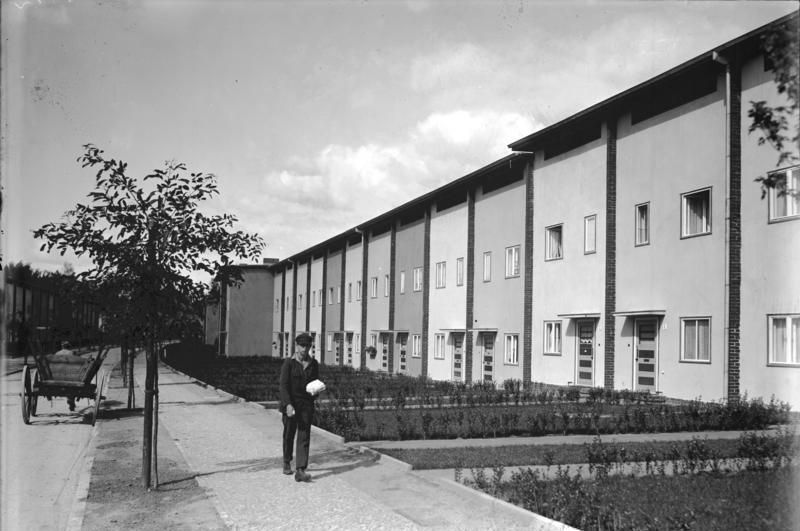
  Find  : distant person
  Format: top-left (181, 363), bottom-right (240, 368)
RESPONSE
top-left (53, 341), bottom-right (79, 411)
top-left (279, 332), bottom-right (322, 482)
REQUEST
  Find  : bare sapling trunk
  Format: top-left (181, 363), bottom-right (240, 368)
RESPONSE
top-left (142, 334), bottom-right (156, 488)
top-left (152, 341), bottom-right (160, 488)
top-left (127, 345), bottom-right (135, 409)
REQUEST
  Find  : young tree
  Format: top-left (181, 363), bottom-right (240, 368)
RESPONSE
top-left (35, 144), bottom-right (264, 488)
top-left (749, 16), bottom-right (799, 197)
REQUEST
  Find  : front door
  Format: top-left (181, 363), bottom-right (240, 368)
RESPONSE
top-left (397, 334), bottom-right (408, 373)
top-left (346, 333), bottom-right (353, 366)
top-left (635, 319), bottom-right (658, 391)
top-left (452, 333), bottom-right (464, 381)
top-left (482, 333), bottom-right (495, 382)
top-left (381, 334), bottom-right (389, 370)
top-left (576, 320), bottom-right (594, 386)
top-left (334, 333), bottom-right (343, 365)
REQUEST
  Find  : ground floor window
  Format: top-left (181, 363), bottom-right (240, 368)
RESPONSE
top-left (681, 317), bottom-right (710, 362)
top-left (769, 314), bottom-right (800, 366)
top-left (326, 333), bottom-right (333, 352)
top-left (504, 334), bottom-right (519, 365)
top-left (412, 334), bottom-right (421, 358)
top-left (434, 333), bottom-right (445, 359)
top-left (544, 321), bottom-right (562, 355)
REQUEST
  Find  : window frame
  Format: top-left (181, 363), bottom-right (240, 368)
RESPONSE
top-left (356, 280), bottom-right (362, 301)
top-left (435, 261), bottom-right (446, 289)
top-left (505, 245), bottom-right (521, 278)
top-left (326, 333), bottom-right (333, 352)
top-left (411, 334), bottom-right (421, 358)
top-left (543, 320), bottom-right (562, 355)
top-left (413, 267), bottom-right (423, 292)
top-left (336, 286), bottom-right (341, 304)
top-left (767, 314), bottom-right (800, 367)
top-left (456, 257), bottom-right (464, 286)
top-left (504, 334), bottom-right (519, 365)
top-left (767, 166), bottom-right (800, 223)
top-left (680, 317), bottom-right (712, 363)
top-left (545, 224), bottom-right (564, 261)
top-left (681, 187), bottom-right (712, 238)
top-left (399, 270), bottom-right (406, 294)
top-left (635, 202), bottom-right (650, 246)
top-left (370, 277), bottom-right (378, 298)
top-left (434, 333), bottom-right (445, 360)
top-left (483, 251), bottom-right (492, 282)
top-left (384, 274), bottom-right (389, 297)
top-left (584, 215), bottom-right (596, 255)
top-left (298, 294), bottom-right (303, 310)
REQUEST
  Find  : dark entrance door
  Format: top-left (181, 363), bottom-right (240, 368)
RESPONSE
top-left (576, 321), bottom-right (594, 386)
top-left (635, 319), bottom-right (658, 392)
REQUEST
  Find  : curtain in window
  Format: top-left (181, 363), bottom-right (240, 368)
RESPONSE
top-left (697, 320), bottom-right (709, 359)
top-left (684, 320), bottom-right (697, 359)
top-left (637, 206), bottom-right (648, 243)
top-left (773, 318), bottom-right (786, 363)
top-left (548, 229), bottom-right (562, 259)
top-left (687, 195), bottom-right (708, 234)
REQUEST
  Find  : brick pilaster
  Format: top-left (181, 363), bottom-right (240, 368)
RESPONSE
top-left (279, 268), bottom-right (286, 358)
top-left (421, 207), bottom-right (431, 378)
top-left (388, 223), bottom-right (397, 373)
top-left (340, 244), bottom-right (347, 366)
top-left (291, 263), bottom-right (297, 344)
top-left (523, 159), bottom-right (534, 383)
top-left (465, 189), bottom-right (475, 383)
top-left (728, 60), bottom-right (742, 401)
top-left (604, 120), bottom-right (618, 389)
top-left (305, 258), bottom-right (311, 333)
top-left (321, 251), bottom-right (328, 365)
top-left (360, 232), bottom-right (369, 369)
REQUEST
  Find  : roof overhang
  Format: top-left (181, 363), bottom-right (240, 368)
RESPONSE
top-left (613, 310), bottom-right (666, 317)
top-left (558, 312), bottom-right (601, 319)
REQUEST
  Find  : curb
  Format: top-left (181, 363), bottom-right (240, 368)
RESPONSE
top-left (433, 476), bottom-right (580, 531)
top-left (65, 423), bottom-right (100, 531)
top-left (357, 445), bottom-right (413, 471)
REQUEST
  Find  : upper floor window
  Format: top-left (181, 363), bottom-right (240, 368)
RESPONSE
top-left (275, 298), bottom-right (279, 312)
top-left (435, 261), bottom-right (446, 288)
top-left (681, 317), bottom-right (711, 363)
top-left (370, 277), bottom-right (378, 298)
top-left (413, 267), bottom-right (423, 291)
top-left (681, 188), bottom-right (711, 237)
top-left (400, 271), bottom-right (406, 294)
top-left (506, 245), bottom-right (521, 277)
top-left (544, 321), bottom-right (562, 355)
top-left (584, 216), bottom-right (596, 254)
top-left (483, 251), bottom-right (492, 282)
top-left (384, 274), bottom-right (390, 297)
top-left (298, 294), bottom-right (303, 310)
top-left (545, 224), bottom-right (563, 260)
top-left (356, 280), bottom-right (362, 301)
top-left (456, 257), bottom-right (464, 286)
top-left (768, 314), bottom-right (799, 366)
top-left (328, 287), bottom-right (334, 305)
top-left (635, 202), bottom-right (650, 246)
top-left (768, 166), bottom-right (800, 222)
top-left (336, 286), bottom-right (341, 304)
top-left (348, 283), bottom-right (352, 302)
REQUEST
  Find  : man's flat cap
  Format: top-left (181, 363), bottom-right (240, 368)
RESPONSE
top-left (295, 333), bottom-right (313, 346)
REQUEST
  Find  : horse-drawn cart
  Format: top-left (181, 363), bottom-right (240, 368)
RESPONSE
top-left (20, 346), bottom-right (110, 426)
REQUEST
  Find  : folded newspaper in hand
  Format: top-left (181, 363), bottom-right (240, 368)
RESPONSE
top-left (306, 379), bottom-right (326, 395)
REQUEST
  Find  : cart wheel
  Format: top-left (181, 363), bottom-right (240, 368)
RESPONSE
top-left (30, 369), bottom-right (40, 417)
top-left (92, 372), bottom-right (106, 426)
top-left (20, 365), bottom-right (32, 425)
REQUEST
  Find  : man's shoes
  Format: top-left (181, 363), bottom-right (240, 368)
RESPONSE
top-left (294, 468), bottom-right (311, 482)
top-left (283, 462), bottom-right (293, 475)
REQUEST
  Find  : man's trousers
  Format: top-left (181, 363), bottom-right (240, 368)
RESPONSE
top-left (282, 406), bottom-right (313, 469)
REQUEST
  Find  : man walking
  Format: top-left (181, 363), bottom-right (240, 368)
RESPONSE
top-left (279, 333), bottom-right (319, 482)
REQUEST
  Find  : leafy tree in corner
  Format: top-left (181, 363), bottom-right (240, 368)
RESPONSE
top-left (749, 16), bottom-right (799, 197)
top-left (35, 144), bottom-right (265, 488)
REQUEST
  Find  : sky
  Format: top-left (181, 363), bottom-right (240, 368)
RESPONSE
top-left (2, 0), bottom-right (797, 276)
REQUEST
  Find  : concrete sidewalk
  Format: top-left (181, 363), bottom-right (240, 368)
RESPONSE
top-left (132, 362), bottom-right (560, 530)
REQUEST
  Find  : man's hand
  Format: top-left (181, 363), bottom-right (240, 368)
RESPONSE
top-left (286, 404), bottom-right (295, 417)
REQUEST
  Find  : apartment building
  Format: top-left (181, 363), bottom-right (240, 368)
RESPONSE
top-left (211, 14), bottom-right (799, 408)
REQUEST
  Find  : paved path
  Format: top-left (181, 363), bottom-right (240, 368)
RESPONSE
top-left (140, 362), bottom-right (553, 530)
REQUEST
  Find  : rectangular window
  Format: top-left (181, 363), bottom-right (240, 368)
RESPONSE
top-left (483, 251), bottom-right (492, 282)
top-left (356, 280), bottom-right (362, 301)
top-left (370, 277), bottom-right (378, 298)
top-left (681, 317), bottom-right (711, 362)
top-left (545, 225), bottom-right (563, 260)
top-left (434, 333), bottom-right (445, 359)
top-left (413, 267), bottom-right (423, 291)
top-left (370, 333), bottom-right (377, 347)
top-left (505, 245), bottom-right (520, 277)
top-left (326, 333), bottom-right (333, 352)
top-left (544, 321), bottom-right (562, 355)
top-left (319, 289), bottom-right (323, 305)
top-left (504, 334), bottom-right (519, 365)
top-left (456, 257), bottom-right (464, 286)
top-left (298, 294), bottom-right (303, 310)
top-left (768, 166), bottom-right (800, 221)
top-left (328, 287), bottom-right (334, 305)
top-left (348, 283), bottom-right (352, 302)
top-left (336, 286), bottom-right (341, 304)
top-left (682, 188), bottom-right (711, 237)
top-left (275, 298), bottom-right (279, 312)
top-left (435, 261), bottom-right (446, 288)
top-left (768, 315), bottom-right (800, 366)
top-left (635, 203), bottom-right (650, 245)
top-left (400, 271), bottom-right (406, 294)
top-left (384, 274), bottom-right (389, 297)
top-left (412, 334), bottom-right (421, 358)
top-left (584, 215), bottom-right (596, 254)
top-left (354, 334), bottom-right (361, 355)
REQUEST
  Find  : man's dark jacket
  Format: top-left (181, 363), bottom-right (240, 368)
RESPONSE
top-left (279, 356), bottom-right (319, 413)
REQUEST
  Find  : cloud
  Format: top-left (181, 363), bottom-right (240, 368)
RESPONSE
top-left (228, 109), bottom-right (539, 258)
